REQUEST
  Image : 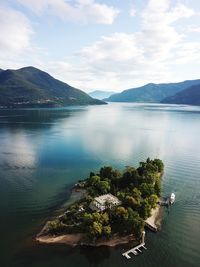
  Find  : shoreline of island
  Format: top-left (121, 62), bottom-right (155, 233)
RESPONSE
top-left (36, 202), bottom-right (162, 247)
top-left (36, 158), bottom-right (164, 247)
top-left (36, 232), bottom-right (137, 247)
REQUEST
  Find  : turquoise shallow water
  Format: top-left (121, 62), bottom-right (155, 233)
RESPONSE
top-left (0, 103), bottom-right (200, 267)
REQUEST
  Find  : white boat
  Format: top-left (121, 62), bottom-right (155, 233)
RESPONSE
top-left (170, 193), bottom-right (175, 204)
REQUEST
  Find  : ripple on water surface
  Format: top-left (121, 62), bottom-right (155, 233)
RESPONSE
top-left (0, 103), bottom-right (200, 267)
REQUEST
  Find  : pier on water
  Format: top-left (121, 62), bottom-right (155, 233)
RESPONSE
top-left (159, 197), bottom-right (170, 206)
top-left (122, 231), bottom-right (147, 260)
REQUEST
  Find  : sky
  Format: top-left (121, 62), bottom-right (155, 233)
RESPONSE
top-left (1, 0), bottom-right (200, 92)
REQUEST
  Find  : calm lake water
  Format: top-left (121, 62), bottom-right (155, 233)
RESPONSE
top-left (0, 103), bottom-right (200, 267)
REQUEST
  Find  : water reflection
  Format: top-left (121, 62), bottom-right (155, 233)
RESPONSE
top-left (79, 246), bottom-right (111, 267)
top-left (0, 103), bottom-right (200, 267)
top-left (1, 103), bottom-right (200, 174)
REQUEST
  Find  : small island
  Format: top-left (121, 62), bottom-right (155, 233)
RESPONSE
top-left (37, 158), bottom-right (164, 246)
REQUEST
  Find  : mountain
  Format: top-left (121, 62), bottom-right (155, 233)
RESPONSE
top-left (104, 80), bottom-right (200, 103)
top-left (0, 69), bottom-right (3, 73)
top-left (161, 84), bottom-right (200, 105)
top-left (0, 67), bottom-right (105, 108)
top-left (89, 90), bottom-right (116, 100)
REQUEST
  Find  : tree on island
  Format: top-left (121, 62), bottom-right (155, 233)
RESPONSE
top-left (46, 158), bottom-right (164, 241)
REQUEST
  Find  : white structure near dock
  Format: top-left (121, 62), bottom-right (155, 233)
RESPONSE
top-left (90, 194), bottom-right (121, 211)
top-left (170, 193), bottom-right (175, 204)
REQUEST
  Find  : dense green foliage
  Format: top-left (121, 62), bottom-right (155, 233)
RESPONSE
top-left (104, 80), bottom-right (200, 103)
top-left (0, 67), bottom-right (105, 108)
top-left (47, 158), bottom-right (164, 241)
top-left (161, 83), bottom-right (200, 106)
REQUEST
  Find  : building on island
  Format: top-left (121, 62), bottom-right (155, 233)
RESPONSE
top-left (90, 193), bottom-right (121, 212)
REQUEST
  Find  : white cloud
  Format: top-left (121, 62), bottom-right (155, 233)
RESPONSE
top-left (186, 25), bottom-right (200, 33)
top-left (79, 33), bottom-right (143, 62)
top-left (138, 0), bottom-right (195, 62)
top-left (0, 4), bottom-right (33, 55)
top-left (48, 0), bottom-right (196, 91)
top-left (167, 3), bottom-right (195, 22)
top-left (1, 0), bottom-right (199, 92)
top-left (17, 0), bottom-right (119, 24)
top-left (172, 42), bottom-right (200, 64)
top-left (130, 4), bottom-right (136, 17)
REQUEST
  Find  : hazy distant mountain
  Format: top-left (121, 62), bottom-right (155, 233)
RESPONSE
top-left (104, 80), bottom-right (200, 103)
top-left (0, 66), bottom-right (105, 108)
top-left (0, 69), bottom-right (4, 73)
top-left (89, 90), bottom-right (116, 100)
top-left (161, 84), bottom-right (200, 105)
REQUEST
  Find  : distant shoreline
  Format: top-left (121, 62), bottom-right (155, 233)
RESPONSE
top-left (0, 102), bottom-right (107, 109)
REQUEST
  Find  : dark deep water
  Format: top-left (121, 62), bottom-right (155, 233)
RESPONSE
top-left (0, 103), bottom-right (200, 267)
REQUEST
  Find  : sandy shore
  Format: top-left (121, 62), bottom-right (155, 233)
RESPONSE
top-left (36, 234), bottom-right (83, 246)
top-left (93, 234), bottom-right (136, 247)
top-left (36, 233), bottom-right (136, 247)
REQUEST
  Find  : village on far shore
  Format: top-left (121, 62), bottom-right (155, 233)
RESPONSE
top-left (37, 158), bottom-right (165, 246)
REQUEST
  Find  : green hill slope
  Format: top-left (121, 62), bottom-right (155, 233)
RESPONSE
top-left (0, 66), bottom-right (105, 108)
top-left (104, 80), bottom-right (200, 103)
top-left (161, 84), bottom-right (200, 105)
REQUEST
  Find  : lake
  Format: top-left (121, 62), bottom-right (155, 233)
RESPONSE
top-left (0, 103), bottom-right (200, 267)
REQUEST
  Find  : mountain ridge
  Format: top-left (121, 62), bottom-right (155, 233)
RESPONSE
top-left (161, 84), bottom-right (200, 105)
top-left (89, 90), bottom-right (116, 100)
top-left (0, 66), bottom-right (105, 108)
top-left (104, 80), bottom-right (200, 103)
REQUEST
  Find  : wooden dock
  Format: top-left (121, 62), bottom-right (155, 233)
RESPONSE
top-left (158, 197), bottom-right (170, 206)
top-left (122, 243), bottom-right (147, 259)
top-left (122, 231), bottom-right (146, 260)
top-left (145, 221), bottom-right (157, 232)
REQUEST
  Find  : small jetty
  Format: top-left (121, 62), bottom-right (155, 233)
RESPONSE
top-left (122, 243), bottom-right (147, 259)
top-left (145, 221), bottom-right (157, 232)
top-left (122, 231), bottom-right (147, 260)
top-left (123, 193), bottom-right (176, 259)
top-left (159, 198), bottom-right (170, 206)
top-left (159, 193), bottom-right (176, 207)
top-left (145, 193), bottom-right (176, 232)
